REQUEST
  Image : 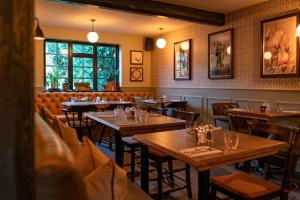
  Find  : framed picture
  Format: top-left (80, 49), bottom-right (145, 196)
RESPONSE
top-left (130, 50), bottom-right (143, 65)
top-left (130, 67), bottom-right (143, 82)
top-left (208, 29), bottom-right (233, 79)
top-left (261, 13), bottom-right (299, 78)
top-left (174, 39), bottom-right (192, 80)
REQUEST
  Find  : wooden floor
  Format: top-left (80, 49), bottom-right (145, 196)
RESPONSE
top-left (99, 144), bottom-right (300, 200)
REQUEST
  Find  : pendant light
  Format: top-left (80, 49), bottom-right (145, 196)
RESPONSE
top-left (87, 19), bottom-right (99, 43)
top-left (34, 17), bottom-right (45, 40)
top-left (156, 27), bottom-right (167, 49)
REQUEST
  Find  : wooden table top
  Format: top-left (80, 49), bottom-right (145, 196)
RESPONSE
top-left (63, 101), bottom-right (133, 107)
top-left (85, 111), bottom-right (186, 135)
top-left (141, 99), bottom-right (187, 104)
top-left (133, 129), bottom-right (288, 171)
top-left (225, 108), bottom-right (300, 120)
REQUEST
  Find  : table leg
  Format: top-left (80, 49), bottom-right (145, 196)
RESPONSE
top-left (114, 130), bottom-right (123, 167)
top-left (198, 170), bottom-right (210, 200)
top-left (161, 103), bottom-right (166, 116)
top-left (140, 144), bottom-right (149, 193)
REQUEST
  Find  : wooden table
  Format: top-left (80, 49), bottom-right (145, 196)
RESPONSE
top-left (225, 108), bottom-right (300, 129)
top-left (141, 99), bottom-right (187, 115)
top-left (85, 111), bottom-right (186, 166)
top-left (133, 129), bottom-right (288, 200)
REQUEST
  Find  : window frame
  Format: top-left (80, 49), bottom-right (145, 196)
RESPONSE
top-left (44, 38), bottom-right (119, 91)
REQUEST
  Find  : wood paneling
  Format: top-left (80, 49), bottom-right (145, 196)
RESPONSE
top-left (183, 95), bottom-right (203, 121)
top-left (61, 0), bottom-right (225, 25)
top-left (0, 0), bottom-right (34, 199)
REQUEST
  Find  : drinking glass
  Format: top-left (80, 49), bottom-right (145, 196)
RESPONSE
top-left (102, 97), bottom-right (107, 103)
top-left (223, 131), bottom-right (239, 150)
top-left (185, 121), bottom-right (194, 134)
top-left (119, 97), bottom-right (124, 102)
top-left (139, 110), bottom-right (149, 124)
top-left (134, 108), bottom-right (141, 122)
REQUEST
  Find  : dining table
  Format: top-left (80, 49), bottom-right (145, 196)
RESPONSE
top-left (225, 108), bottom-right (300, 128)
top-left (85, 111), bottom-right (186, 166)
top-left (141, 99), bottom-right (187, 115)
top-left (133, 129), bottom-right (288, 200)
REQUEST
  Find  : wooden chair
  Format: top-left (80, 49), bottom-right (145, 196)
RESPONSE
top-left (211, 121), bottom-right (299, 200)
top-left (62, 105), bottom-right (97, 140)
top-left (212, 103), bottom-right (239, 130)
top-left (171, 109), bottom-right (200, 122)
top-left (122, 110), bottom-right (195, 199)
top-left (147, 106), bottom-right (166, 115)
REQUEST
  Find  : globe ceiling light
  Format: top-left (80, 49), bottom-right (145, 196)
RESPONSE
top-left (156, 27), bottom-right (167, 49)
top-left (87, 19), bottom-right (99, 43)
top-left (296, 24), bottom-right (300, 37)
top-left (34, 17), bottom-right (45, 40)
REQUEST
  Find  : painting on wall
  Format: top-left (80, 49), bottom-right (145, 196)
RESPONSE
top-left (130, 50), bottom-right (143, 65)
top-left (174, 39), bottom-right (191, 80)
top-left (208, 29), bottom-right (233, 79)
top-left (130, 67), bottom-right (143, 82)
top-left (261, 13), bottom-right (299, 78)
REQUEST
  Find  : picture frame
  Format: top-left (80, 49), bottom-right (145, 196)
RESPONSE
top-left (130, 67), bottom-right (143, 82)
top-left (130, 50), bottom-right (143, 65)
top-left (208, 28), bottom-right (233, 79)
top-left (174, 39), bottom-right (192, 80)
top-left (261, 13), bottom-right (300, 78)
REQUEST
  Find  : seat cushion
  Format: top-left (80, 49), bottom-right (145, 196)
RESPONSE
top-left (81, 136), bottom-right (128, 200)
top-left (211, 171), bottom-right (281, 199)
top-left (56, 118), bottom-right (80, 153)
top-left (122, 137), bottom-right (141, 146)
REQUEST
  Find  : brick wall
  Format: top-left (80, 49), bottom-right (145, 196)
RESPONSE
top-left (151, 0), bottom-right (300, 90)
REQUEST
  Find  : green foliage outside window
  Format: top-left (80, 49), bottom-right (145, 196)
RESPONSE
top-left (44, 40), bottom-right (119, 91)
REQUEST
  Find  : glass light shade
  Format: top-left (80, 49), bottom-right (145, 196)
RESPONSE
top-left (156, 38), bottom-right (166, 49)
top-left (180, 41), bottom-right (189, 50)
top-left (264, 51), bottom-right (272, 60)
top-left (87, 31), bottom-right (99, 43)
top-left (226, 46), bottom-right (231, 55)
top-left (296, 24), bottom-right (300, 37)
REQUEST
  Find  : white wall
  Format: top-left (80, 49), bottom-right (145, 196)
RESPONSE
top-left (34, 26), bottom-right (151, 90)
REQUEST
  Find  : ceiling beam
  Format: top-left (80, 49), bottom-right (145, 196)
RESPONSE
top-left (55, 0), bottom-right (225, 26)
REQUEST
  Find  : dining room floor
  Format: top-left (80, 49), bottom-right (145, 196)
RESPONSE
top-left (99, 144), bottom-right (300, 200)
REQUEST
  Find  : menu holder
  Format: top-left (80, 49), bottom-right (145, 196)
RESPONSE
top-left (180, 146), bottom-right (222, 158)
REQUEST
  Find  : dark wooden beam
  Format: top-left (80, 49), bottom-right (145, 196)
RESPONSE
top-left (0, 0), bottom-right (34, 199)
top-left (56, 0), bottom-right (225, 25)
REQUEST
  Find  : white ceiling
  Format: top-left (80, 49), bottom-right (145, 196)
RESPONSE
top-left (35, 0), bottom-right (267, 36)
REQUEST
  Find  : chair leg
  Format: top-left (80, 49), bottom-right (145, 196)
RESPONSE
top-left (98, 125), bottom-right (106, 146)
top-left (167, 160), bottom-right (175, 187)
top-left (280, 191), bottom-right (288, 200)
top-left (157, 160), bottom-right (163, 200)
top-left (185, 164), bottom-right (192, 199)
top-left (210, 184), bottom-right (217, 200)
top-left (130, 146), bottom-right (136, 183)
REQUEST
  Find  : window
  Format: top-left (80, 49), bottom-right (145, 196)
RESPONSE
top-left (44, 39), bottom-right (119, 91)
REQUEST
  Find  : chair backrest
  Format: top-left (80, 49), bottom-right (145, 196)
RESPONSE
top-left (247, 121), bottom-right (299, 189)
top-left (171, 109), bottom-right (199, 122)
top-left (62, 105), bottom-right (97, 128)
top-left (74, 82), bottom-right (91, 91)
top-left (147, 106), bottom-right (165, 115)
top-left (212, 103), bottom-right (239, 116)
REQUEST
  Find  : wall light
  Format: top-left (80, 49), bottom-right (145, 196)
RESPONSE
top-left (87, 19), bottom-right (99, 43)
top-left (264, 51), bottom-right (272, 60)
top-left (156, 28), bottom-right (167, 49)
top-left (34, 17), bottom-right (45, 40)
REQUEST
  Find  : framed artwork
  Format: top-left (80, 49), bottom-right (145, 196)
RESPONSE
top-left (130, 67), bottom-right (143, 82)
top-left (261, 13), bottom-right (299, 78)
top-left (208, 29), bottom-right (233, 79)
top-left (130, 50), bottom-right (143, 65)
top-left (174, 39), bottom-right (192, 80)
